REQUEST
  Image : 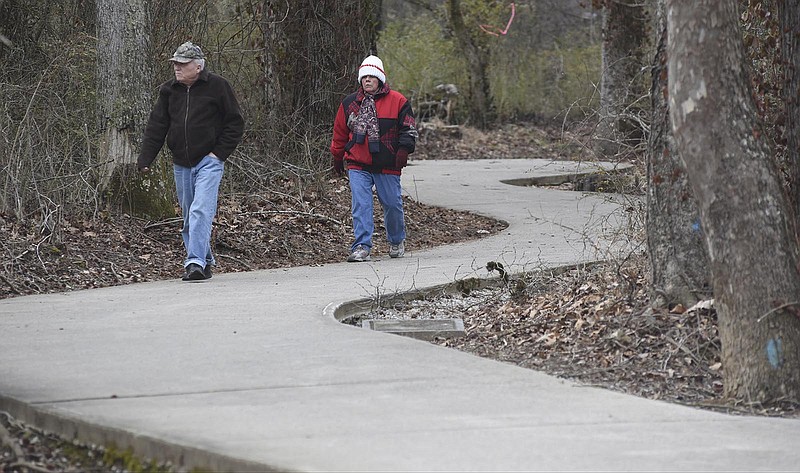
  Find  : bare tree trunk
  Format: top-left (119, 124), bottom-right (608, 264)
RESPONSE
top-left (781, 0), bottom-right (800, 216)
top-left (667, 0), bottom-right (800, 403)
top-left (595, 0), bottom-right (648, 159)
top-left (97, 0), bottom-right (172, 217)
top-left (646, 8), bottom-right (710, 309)
top-left (646, 0), bottom-right (708, 306)
top-left (262, 0), bottom-right (378, 167)
top-left (445, 0), bottom-right (494, 130)
top-left (96, 0), bottom-right (150, 180)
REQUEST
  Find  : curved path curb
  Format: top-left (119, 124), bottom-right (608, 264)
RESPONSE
top-left (1, 159), bottom-right (798, 472)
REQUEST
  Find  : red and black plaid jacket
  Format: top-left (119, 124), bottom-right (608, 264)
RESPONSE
top-left (330, 85), bottom-right (417, 175)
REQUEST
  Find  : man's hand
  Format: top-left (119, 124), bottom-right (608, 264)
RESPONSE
top-left (332, 158), bottom-right (344, 177)
top-left (396, 148), bottom-right (409, 168)
top-left (139, 166), bottom-right (151, 174)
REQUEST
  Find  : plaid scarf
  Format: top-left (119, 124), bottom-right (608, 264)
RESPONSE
top-left (351, 89), bottom-right (382, 153)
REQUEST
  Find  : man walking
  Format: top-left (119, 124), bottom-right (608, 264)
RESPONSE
top-left (138, 41), bottom-right (244, 281)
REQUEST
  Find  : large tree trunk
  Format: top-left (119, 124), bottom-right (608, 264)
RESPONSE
top-left (262, 0), bottom-right (378, 168)
top-left (96, 0), bottom-right (151, 179)
top-left (445, 0), bottom-right (494, 130)
top-left (781, 0), bottom-right (800, 216)
top-left (667, 0), bottom-right (800, 402)
top-left (646, 1), bottom-right (710, 308)
top-left (97, 0), bottom-right (172, 217)
top-left (595, 0), bottom-right (648, 159)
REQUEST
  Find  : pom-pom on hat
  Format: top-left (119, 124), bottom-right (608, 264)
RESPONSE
top-left (358, 55), bottom-right (386, 84)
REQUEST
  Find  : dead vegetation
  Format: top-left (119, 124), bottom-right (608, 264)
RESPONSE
top-left (1, 122), bottom-right (796, 473)
top-left (364, 258), bottom-right (799, 418)
top-left (0, 181), bottom-right (506, 300)
top-left (451, 266), bottom-right (800, 418)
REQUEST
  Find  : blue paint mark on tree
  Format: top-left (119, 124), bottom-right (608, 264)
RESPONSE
top-left (692, 218), bottom-right (701, 233)
top-left (766, 337), bottom-right (783, 368)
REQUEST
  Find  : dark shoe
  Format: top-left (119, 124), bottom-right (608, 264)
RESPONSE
top-left (203, 265), bottom-right (213, 279)
top-left (181, 263), bottom-right (207, 281)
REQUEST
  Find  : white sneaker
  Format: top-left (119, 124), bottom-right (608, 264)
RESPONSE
top-left (389, 241), bottom-right (405, 258)
top-left (347, 245), bottom-right (371, 262)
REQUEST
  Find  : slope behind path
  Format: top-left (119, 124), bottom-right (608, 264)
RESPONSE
top-left (1, 159), bottom-right (798, 472)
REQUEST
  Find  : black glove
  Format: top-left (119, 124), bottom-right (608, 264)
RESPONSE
top-left (332, 157), bottom-right (345, 176)
top-left (396, 148), bottom-right (409, 168)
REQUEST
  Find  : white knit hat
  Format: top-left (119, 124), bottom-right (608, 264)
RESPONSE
top-left (358, 55), bottom-right (386, 84)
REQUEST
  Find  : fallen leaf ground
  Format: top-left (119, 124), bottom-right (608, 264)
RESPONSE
top-left (356, 260), bottom-right (799, 418)
top-left (1, 122), bottom-right (796, 472)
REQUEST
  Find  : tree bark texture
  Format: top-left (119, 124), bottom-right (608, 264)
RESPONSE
top-left (596, 0), bottom-right (648, 159)
top-left (781, 0), bottom-right (800, 217)
top-left (96, 0), bottom-right (172, 217)
top-left (667, 0), bottom-right (800, 402)
top-left (446, 0), bottom-right (495, 130)
top-left (262, 0), bottom-right (378, 161)
top-left (97, 0), bottom-right (151, 172)
top-left (646, 18), bottom-right (711, 308)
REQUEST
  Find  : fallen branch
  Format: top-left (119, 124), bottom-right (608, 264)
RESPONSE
top-left (217, 254), bottom-right (252, 271)
top-left (242, 210), bottom-right (344, 227)
top-left (143, 217), bottom-right (183, 230)
top-left (757, 301), bottom-right (800, 323)
top-left (8, 461), bottom-right (56, 473)
top-left (0, 272), bottom-right (21, 294)
top-left (665, 334), bottom-right (714, 375)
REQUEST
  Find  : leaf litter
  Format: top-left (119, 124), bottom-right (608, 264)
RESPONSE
top-left (1, 123), bottom-right (797, 472)
top-left (362, 258), bottom-right (799, 418)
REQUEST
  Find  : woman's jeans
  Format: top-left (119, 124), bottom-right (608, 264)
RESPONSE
top-left (173, 155), bottom-right (224, 269)
top-left (348, 169), bottom-right (406, 252)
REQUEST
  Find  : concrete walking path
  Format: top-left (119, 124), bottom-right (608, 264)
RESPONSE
top-left (1, 159), bottom-right (798, 472)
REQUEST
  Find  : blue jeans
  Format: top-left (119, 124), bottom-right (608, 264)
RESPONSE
top-left (173, 155), bottom-right (224, 269)
top-left (348, 169), bottom-right (406, 252)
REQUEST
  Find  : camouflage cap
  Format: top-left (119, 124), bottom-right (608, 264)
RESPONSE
top-left (168, 41), bottom-right (205, 63)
